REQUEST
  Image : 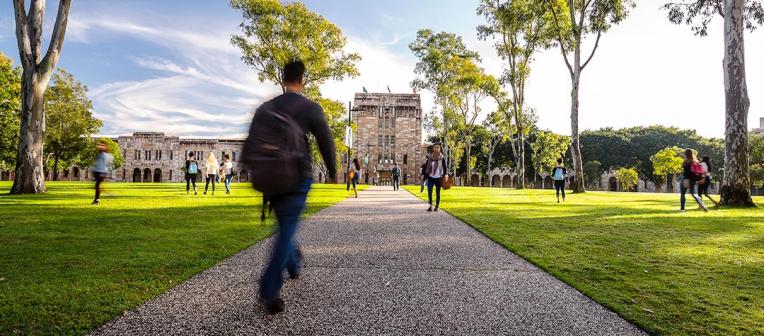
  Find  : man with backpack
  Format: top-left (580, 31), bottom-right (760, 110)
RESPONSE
top-left (391, 163), bottom-right (401, 191)
top-left (185, 152), bottom-right (199, 195)
top-left (243, 60), bottom-right (336, 314)
top-left (551, 158), bottom-right (567, 203)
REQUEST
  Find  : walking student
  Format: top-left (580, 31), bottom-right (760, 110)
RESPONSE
top-left (680, 148), bottom-right (708, 212)
top-left (350, 158), bottom-right (361, 198)
top-left (221, 154), bottom-right (234, 194)
top-left (551, 158), bottom-right (567, 203)
top-left (91, 140), bottom-right (114, 205)
top-left (185, 152), bottom-right (199, 195)
top-left (698, 155), bottom-right (718, 205)
top-left (254, 60), bottom-right (337, 314)
top-left (204, 152), bottom-right (219, 195)
top-left (391, 163), bottom-right (401, 191)
top-left (423, 143), bottom-right (448, 212)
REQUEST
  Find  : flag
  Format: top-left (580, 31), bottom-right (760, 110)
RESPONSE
top-left (413, 87), bottom-right (417, 94)
top-left (387, 85), bottom-right (391, 93)
top-left (362, 86), bottom-right (368, 93)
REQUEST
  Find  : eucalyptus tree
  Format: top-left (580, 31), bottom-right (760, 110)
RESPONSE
top-left (230, 0), bottom-right (361, 92)
top-left (410, 30), bottom-right (480, 172)
top-left (530, 130), bottom-right (571, 185)
top-left (478, 0), bottom-right (559, 188)
top-left (0, 52), bottom-right (22, 171)
top-left (11, 0), bottom-right (73, 194)
top-left (481, 110), bottom-right (511, 186)
top-left (543, 0), bottom-right (636, 192)
top-left (664, 0), bottom-right (763, 206)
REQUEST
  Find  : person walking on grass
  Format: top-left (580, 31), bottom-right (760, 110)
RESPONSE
top-left (392, 163), bottom-right (401, 191)
top-left (680, 148), bottom-right (708, 212)
top-left (423, 143), bottom-right (448, 212)
top-left (185, 152), bottom-right (200, 195)
top-left (204, 152), bottom-right (219, 195)
top-left (551, 158), bottom-right (567, 203)
top-left (91, 140), bottom-right (114, 205)
top-left (698, 155), bottom-right (718, 205)
top-left (253, 60), bottom-right (337, 314)
top-left (221, 154), bottom-right (234, 194)
top-left (350, 158), bottom-right (361, 198)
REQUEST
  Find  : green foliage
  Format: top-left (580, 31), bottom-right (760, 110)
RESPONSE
top-left (530, 130), bottom-right (571, 179)
top-left (406, 186), bottom-right (764, 335)
top-left (230, 0), bottom-right (361, 91)
top-left (615, 167), bottom-right (639, 191)
top-left (44, 69), bottom-right (103, 178)
top-left (583, 160), bottom-right (603, 189)
top-left (663, 0), bottom-right (763, 36)
top-left (310, 97), bottom-right (353, 178)
top-left (88, 137), bottom-right (124, 170)
top-left (0, 182), bottom-right (358, 335)
top-left (650, 146), bottom-right (684, 190)
top-left (0, 52), bottom-right (22, 171)
top-left (750, 133), bottom-right (764, 188)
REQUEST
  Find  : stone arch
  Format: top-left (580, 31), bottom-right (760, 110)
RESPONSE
top-left (491, 175), bottom-right (500, 188)
top-left (1, 170), bottom-right (10, 181)
top-left (609, 177), bottom-right (618, 191)
top-left (470, 174), bottom-right (480, 187)
top-left (544, 176), bottom-right (554, 189)
top-left (143, 168), bottom-right (151, 182)
top-left (63, 169), bottom-right (70, 179)
top-left (239, 169), bottom-right (249, 182)
top-left (72, 166), bottom-right (80, 179)
top-left (133, 168), bottom-right (142, 182)
top-left (502, 175), bottom-right (511, 188)
top-left (153, 168), bottom-right (162, 182)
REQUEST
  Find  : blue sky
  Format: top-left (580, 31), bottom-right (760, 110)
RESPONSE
top-left (0, 0), bottom-right (762, 138)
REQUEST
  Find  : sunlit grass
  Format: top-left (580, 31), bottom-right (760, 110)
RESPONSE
top-left (405, 186), bottom-right (764, 336)
top-left (0, 181), bottom-right (362, 336)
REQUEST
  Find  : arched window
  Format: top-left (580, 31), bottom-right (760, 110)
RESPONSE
top-left (133, 168), bottom-right (142, 182)
top-left (143, 168), bottom-right (151, 182)
top-left (153, 168), bottom-right (162, 182)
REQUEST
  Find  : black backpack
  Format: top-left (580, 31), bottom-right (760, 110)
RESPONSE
top-left (241, 100), bottom-right (307, 196)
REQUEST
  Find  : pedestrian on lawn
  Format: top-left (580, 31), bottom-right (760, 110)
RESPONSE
top-left (185, 152), bottom-right (199, 195)
top-left (221, 154), bottom-right (234, 194)
top-left (698, 155), bottom-right (718, 205)
top-left (204, 152), bottom-right (219, 195)
top-left (91, 140), bottom-right (114, 205)
top-left (680, 148), bottom-right (708, 212)
top-left (551, 158), bottom-right (567, 203)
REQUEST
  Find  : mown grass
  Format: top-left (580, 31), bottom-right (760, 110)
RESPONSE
top-left (405, 186), bottom-right (763, 336)
top-left (0, 181), bottom-right (361, 336)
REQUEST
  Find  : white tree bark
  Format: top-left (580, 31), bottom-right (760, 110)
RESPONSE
top-left (11, 0), bottom-right (72, 194)
top-left (720, 0), bottom-right (755, 206)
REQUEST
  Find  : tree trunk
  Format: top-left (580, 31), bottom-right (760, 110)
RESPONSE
top-left (466, 140), bottom-right (472, 186)
top-left (52, 150), bottom-right (60, 181)
top-left (10, 0), bottom-right (72, 194)
top-left (569, 67), bottom-right (586, 193)
top-left (518, 136), bottom-right (526, 189)
top-left (720, 0), bottom-right (755, 206)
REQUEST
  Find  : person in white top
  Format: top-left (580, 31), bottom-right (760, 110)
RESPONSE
top-left (423, 143), bottom-right (448, 212)
top-left (221, 154), bottom-right (234, 194)
top-left (204, 152), bottom-right (220, 195)
top-left (699, 156), bottom-right (718, 205)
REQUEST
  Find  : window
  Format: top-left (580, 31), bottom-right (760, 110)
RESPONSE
top-left (170, 151), bottom-right (173, 160)
top-left (404, 154), bottom-right (408, 164)
top-left (391, 117), bottom-right (396, 128)
top-left (233, 151), bottom-right (236, 161)
top-left (391, 136), bottom-right (396, 145)
top-left (134, 150), bottom-right (140, 160)
top-left (378, 135), bottom-right (383, 146)
top-left (378, 154), bottom-right (382, 163)
top-left (185, 150), bottom-right (188, 159)
top-left (378, 118), bottom-right (383, 128)
top-left (169, 170), bottom-right (173, 180)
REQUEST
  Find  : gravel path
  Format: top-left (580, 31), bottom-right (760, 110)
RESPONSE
top-left (91, 186), bottom-right (646, 336)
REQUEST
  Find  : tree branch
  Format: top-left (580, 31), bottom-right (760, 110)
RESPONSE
top-left (12, 0), bottom-right (32, 69)
top-left (39, 0), bottom-right (72, 79)
top-left (581, 30), bottom-right (602, 70)
top-left (546, 0), bottom-right (574, 76)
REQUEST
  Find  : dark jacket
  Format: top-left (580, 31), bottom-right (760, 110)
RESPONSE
top-left (421, 155), bottom-right (447, 178)
top-left (185, 159), bottom-right (199, 176)
top-left (257, 92), bottom-right (337, 179)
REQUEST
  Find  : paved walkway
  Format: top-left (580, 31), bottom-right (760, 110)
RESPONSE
top-left (92, 186), bottom-right (645, 335)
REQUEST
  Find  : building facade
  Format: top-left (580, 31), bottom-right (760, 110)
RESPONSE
top-left (349, 92), bottom-right (427, 185)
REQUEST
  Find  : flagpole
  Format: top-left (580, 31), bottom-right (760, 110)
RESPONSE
top-left (346, 101), bottom-right (352, 191)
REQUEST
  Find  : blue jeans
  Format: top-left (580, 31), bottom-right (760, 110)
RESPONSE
top-left (224, 174), bottom-right (233, 192)
top-left (680, 179), bottom-right (703, 210)
top-left (427, 177), bottom-right (442, 207)
top-left (260, 178), bottom-right (312, 300)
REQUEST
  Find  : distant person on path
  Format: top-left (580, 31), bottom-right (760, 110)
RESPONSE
top-left (91, 140), bottom-right (114, 205)
top-left (350, 158), bottom-right (361, 198)
top-left (551, 158), bottom-right (567, 203)
top-left (185, 152), bottom-right (199, 195)
top-left (698, 155), bottom-right (718, 205)
top-left (392, 163), bottom-right (401, 191)
top-left (254, 60), bottom-right (337, 314)
top-left (204, 153), bottom-right (219, 195)
top-left (423, 143), bottom-right (448, 212)
top-left (221, 154), bottom-right (234, 194)
top-left (680, 148), bottom-right (708, 212)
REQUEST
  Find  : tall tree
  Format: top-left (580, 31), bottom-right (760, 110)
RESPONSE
top-left (530, 130), bottom-right (571, 185)
top-left (544, 0), bottom-right (636, 193)
top-left (583, 160), bottom-right (603, 189)
top-left (0, 52), bottom-right (22, 171)
top-left (44, 70), bottom-right (102, 181)
top-left (481, 110), bottom-right (511, 186)
top-left (663, 0), bottom-right (762, 206)
top-left (309, 96), bottom-right (354, 181)
top-left (230, 0), bottom-right (361, 92)
top-left (478, 0), bottom-right (559, 189)
top-left (749, 133), bottom-right (764, 189)
top-left (11, 0), bottom-right (73, 194)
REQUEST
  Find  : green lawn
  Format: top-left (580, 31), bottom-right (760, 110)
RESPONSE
top-left (0, 181), bottom-right (360, 336)
top-left (405, 186), bottom-right (763, 336)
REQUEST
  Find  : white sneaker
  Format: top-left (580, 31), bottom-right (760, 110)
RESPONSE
top-left (679, 209), bottom-right (686, 213)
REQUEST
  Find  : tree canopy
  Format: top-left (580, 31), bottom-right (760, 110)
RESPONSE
top-left (0, 52), bottom-right (22, 171)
